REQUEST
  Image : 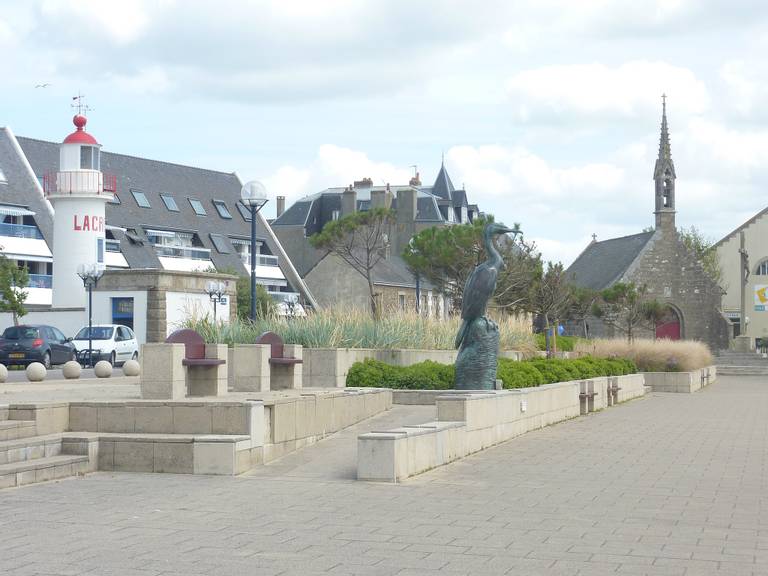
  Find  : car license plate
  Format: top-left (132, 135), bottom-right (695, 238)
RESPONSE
top-left (9, 353), bottom-right (24, 359)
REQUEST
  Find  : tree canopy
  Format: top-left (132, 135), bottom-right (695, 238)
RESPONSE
top-left (0, 255), bottom-right (29, 326)
top-left (310, 208), bottom-right (394, 318)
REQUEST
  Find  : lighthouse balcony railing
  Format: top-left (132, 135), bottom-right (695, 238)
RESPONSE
top-left (0, 223), bottom-right (44, 240)
top-left (154, 244), bottom-right (211, 261)
top-left (43, 171), bottom-right (117, 196)
top-left (27, 274), bottom-right (52, 289)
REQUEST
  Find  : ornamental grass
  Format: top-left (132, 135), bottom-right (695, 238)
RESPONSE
top-left (573, 338), bottom-right (713, 372)
top-left (181, 307), bottom-right (535, 353)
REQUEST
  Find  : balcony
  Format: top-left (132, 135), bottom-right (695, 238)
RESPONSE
top-left (27, 274), bottom-right (52, 289)
top-left (268, 291), bottom-right (299, 303)
top-left (154, 244), bottom-right (211, 260)
top-left (240, 253), bottom-right (279, 267)
top-left (0, 223), bottom-right (44, 239)
top-left (43, 171), bottom-right (117, 196)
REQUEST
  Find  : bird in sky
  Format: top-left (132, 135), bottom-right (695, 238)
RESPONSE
top-left (35, 83), bottom-right (51, 88)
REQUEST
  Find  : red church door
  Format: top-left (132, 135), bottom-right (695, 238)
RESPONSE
top-left (655, 307), bottom-right (681, 340)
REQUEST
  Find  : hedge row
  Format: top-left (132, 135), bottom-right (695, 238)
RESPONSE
top-left (346, 356), bottom-right (637, 390)
top-left (534, 333), bottom-right (584, 351)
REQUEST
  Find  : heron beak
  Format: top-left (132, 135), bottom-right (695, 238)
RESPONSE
top-left (499, 226), bottom-right (516, 235)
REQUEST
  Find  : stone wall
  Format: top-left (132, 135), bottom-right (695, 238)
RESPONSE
top-left (96, 269), bottom-right (238, 342)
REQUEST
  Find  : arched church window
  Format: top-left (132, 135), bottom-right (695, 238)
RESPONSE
top-left (756, 259), bottom-right (768, 276)
top-left (662, 179), bottom-right (671, 207)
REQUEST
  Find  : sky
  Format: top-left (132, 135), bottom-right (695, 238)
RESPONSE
top-left (2, 0), bottom-right (768, 265)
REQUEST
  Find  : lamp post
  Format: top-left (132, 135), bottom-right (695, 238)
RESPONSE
top-left (76, 263), bottom-right (104, 368)
top-left (205, 281), bottom-right (227, 323)
top-left (240, 181), bottom-right (269, 321)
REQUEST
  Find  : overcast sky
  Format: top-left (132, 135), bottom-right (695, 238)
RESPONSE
top-left (3, 0), bottom-right (767, 265)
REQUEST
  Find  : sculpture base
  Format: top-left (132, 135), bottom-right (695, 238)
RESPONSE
top-left (455, 317), bottom-right (500, 390)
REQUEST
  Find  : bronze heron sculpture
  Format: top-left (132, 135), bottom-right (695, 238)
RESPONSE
top-left (455, 222), bottom-right (518, 348)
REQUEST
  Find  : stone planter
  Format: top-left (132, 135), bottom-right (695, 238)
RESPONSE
top-left (642, 366), bottom-right (716, 393)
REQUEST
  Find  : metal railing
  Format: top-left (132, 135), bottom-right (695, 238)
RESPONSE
top-left (154, 244), bottom-right (211, 260)
top-left (268, 291), bottom-right (299, 303)
top-left (0, 222), bottom-right (44, 239)
top-left (27, 274), bottom-right (52, 289)
top-left (240, 253), bottom-right (279, 267)
top-left (43, 171), bottom-right (117, 196)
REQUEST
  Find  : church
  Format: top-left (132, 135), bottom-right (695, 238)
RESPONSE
top-left (566, 99), bottom-right (730, 350)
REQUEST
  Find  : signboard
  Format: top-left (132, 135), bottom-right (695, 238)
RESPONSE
top-left (755, 285), bottom-right (768, 311)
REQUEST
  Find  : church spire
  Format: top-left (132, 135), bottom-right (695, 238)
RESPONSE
top-left (658, 93), bottom-right (671, 161)
top-left (653, 94), bottom-right (676, 232)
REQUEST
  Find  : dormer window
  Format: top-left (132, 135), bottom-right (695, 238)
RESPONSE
top-left (212, 200), bottom-right (232, 219)
top-left (80, 146), bottom-right (100, 170)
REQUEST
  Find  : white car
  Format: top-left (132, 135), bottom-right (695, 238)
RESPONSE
top-left (72, 324), bottom-right (139, 366)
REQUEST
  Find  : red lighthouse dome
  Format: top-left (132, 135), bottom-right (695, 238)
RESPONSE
top-left (63, 114), bottom-right (99, 145)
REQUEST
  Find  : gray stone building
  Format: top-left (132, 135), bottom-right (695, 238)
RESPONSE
top-left (271, 165), bottom-right (478, 314)
top-left (566, 100), bottom-right (729, 350)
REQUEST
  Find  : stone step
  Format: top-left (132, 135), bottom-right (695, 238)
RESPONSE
top-left (0, 420), bottom-right (37, 442)
top-left (717, 367), bottom-right (768, 375)
top-left (0, 434), bottom-right (63, 465)
top-left (0, 454), bottom-right (90, 489)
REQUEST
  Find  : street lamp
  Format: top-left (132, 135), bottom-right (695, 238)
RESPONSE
top-left (77, 263), bottom-right (104, 368)
top-left (205, 280), bottom-right (227, 323)
top-left (240, 181), bottom-right (269, 321)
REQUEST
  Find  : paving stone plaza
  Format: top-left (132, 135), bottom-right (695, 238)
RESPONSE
top-left (0, 375), bottom-right (766, 576)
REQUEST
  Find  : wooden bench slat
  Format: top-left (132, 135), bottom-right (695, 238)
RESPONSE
top-left (182, 358), bottom-right (226, 367)
top-left (269, 358), bottom-right (303, 366)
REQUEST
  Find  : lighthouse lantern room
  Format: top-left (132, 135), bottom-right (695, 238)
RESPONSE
top-left (47, 111), bottom-right (113, 309)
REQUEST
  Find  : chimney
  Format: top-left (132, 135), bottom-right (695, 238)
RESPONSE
top-left (371, 184), bottom-right (394, 210)
top-left (353, 177), bottom-right (373, 188)
top-left (341, 185), bottom-right (357, 216)
top-left (396, 188), bottom-right (417, 224)
top-left (276, 196), bottom-right (286, 218)
top-left (409, 172), bottom-right (422, 187)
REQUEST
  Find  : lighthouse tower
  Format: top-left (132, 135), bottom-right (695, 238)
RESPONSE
top-left (48, 113), bottom-right (112, 308)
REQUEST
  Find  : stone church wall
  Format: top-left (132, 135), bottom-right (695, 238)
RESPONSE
top-left (625, 229), bottom-right (729, 351)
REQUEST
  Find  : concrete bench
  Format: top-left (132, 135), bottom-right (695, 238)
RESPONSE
top-left (140, 330), bottom-right (227, 399)
top-left (255, 332), bottom-right (302, 390)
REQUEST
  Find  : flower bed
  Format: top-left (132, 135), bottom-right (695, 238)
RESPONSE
top-left (346, 356), bottom-right (637, 390)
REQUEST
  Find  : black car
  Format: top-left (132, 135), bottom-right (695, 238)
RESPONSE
top-left (0, 324), bottom-right (77, 369)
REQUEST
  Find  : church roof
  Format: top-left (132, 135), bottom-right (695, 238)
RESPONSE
top-left (567, 231), bottom-right (655, 291)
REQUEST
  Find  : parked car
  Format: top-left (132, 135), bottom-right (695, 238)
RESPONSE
top-left (0, 324), bottom-right (77, 369)
top-left (72, 324), bottom-right (139, 366)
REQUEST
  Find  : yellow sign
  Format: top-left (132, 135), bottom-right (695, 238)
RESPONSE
top-left (756, 285), bottom-right (768, 307)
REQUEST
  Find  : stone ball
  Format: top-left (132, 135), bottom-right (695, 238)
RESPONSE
top-left (94, 360), bottom-right (113, 378)
top-left (62, 360), bottom-right (82, 379)
top-left (122, 359), bottom-right (140, 377)
top-left (26, 362), bottom-right (47, 382)
top-left (0, 363), bottom-right (7, 383)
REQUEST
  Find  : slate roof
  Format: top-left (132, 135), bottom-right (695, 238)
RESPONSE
top-left (566, 231), bottom-right (655, 291)
top-left (272, 185), bottom-right (447, 233)
top-left (7, 134), bottom-right (316, 306)
top-left (0, 128), bottom-right (54, 246)
top-left (432, 163), bottom-right (455, 201)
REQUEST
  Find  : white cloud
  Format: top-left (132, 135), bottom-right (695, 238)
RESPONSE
top-left (507, 61), bottom-right (710, 121)
top-left (107, 66), bottom-right (172, 95)
top-left (39, 0), bottom-right (155, 45)
top-left (446, 145), bottom-right (624, 200)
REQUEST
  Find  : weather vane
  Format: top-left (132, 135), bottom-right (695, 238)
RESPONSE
top-left (71, 91), bottom-right (92, 116)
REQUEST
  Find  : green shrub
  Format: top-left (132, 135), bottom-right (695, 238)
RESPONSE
top-left (347, 355), bottom-right (636, 389)
top-left (497, 358), bottom-right (545, 388)
top-left (346, 359), bottom-right (454, 390)
top-left (534, 334), bottom-right (583, 351)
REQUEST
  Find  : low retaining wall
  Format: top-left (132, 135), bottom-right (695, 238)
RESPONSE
top-left (392, 373), bottom-right (646, 406)
top-left (263, 388), bottom-right (392, 462)
top-left (358, 373), bottom-right (646, 482)
top-left (643, 366), bottom-right (717, 393)
top-left (302, 348), bottom-right (523, 388)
